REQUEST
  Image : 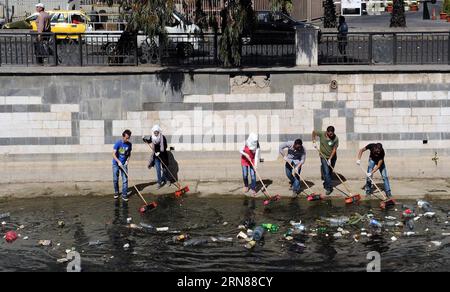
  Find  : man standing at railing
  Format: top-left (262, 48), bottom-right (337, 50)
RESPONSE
top-left (35, 3), bottom-right (51, 65)
top-left (337, 16), bottom-right (348, 57)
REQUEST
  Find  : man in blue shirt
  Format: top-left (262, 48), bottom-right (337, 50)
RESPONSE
top-left (112, 129), bottom-right (132, 201)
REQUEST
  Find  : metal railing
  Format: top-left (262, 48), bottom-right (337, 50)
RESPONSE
top-left (319, 31), bottom-right (450, 65)
top-left (0, 31), bottom-right (297, 67)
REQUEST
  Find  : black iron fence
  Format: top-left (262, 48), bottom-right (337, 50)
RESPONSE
top-left (319, 31), bottom-right (450, 65)
top-left (0, 32), bottom-right (296, 67)
top-left (2, 31), bottom-right (450, 67)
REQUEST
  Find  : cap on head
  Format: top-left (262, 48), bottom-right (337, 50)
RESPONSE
top-left (36, 3), bottom-right (45, 9)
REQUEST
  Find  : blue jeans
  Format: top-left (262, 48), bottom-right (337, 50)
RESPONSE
top-left (113, 164), bottom-right (128, 199)
top-left (154, 157), bottom-right (167, 186)
top-left (242, 166), bottom-right (257, 191)
top-left (366, 159), bottom-right (392, 197)
top-left (285, 162), bottom-right (301, 193)
top-left (321, 156), bottom-right (337, 191)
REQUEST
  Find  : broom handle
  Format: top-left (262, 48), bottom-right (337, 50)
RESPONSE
top-left (314, 143), bottom-right (354, 196)
top-left (118, 164), bottom-right (148, 205)
top-left (145, 143), bottom-right (182, 189)
top-left (358, 164), bottom-right (388, 201)
top-left (246, 157), bottom-right (272, 199)
top-left (286, 160), bottom-right (313, 193)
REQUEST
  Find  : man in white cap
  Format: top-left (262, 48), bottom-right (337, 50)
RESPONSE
top-left (35, 3), bottom-right (51, 64)
top-left (36, 3), bottom-right (51, 35)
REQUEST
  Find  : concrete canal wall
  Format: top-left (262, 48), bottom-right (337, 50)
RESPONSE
top-left (0, 66), bottom-right (449, 184)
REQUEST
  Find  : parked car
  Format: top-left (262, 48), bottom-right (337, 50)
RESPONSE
top-left (243, 11), bottom-right (318, 45)
top-left (85, 11), bottom-right (202, 63)
top-left (3, 10), bottom-right (90, 40)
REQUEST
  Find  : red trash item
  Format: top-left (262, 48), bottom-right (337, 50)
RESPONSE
top-left (5, 231), bottom-right (18, 243)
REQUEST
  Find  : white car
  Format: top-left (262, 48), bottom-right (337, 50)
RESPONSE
top-left (84, 11), bottom-right (201, 63)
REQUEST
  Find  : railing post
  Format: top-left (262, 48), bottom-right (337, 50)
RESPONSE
top-left (214, 31), bottom-right (218, 65)
top-left (158, 34), bottom-right (163, 65)
top-left (448, 32), bottom-right (450, 65)
top-left (53, 34), bottom-right (58, 66)
top-left (135, 34), bottom-right (139, 66)
top-left (78, 34), bottom-right (83, 66)
top-left (392, 33), bottom-right (397, 65)
top-left (368, 33), bottom-right (373, 65)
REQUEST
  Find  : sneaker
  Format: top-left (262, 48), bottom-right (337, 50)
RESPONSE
top-left (292, 191), bottom-right (299, 198)
top-left (243, 187), bottom-right (249, 193)
top-left (122, 196), bottom-right (129, 202)
top-left (157, 182), bottom-right (166, 189)
top-left (325, 189), bottom-right (333, 196)
top-left (114, 193), bottom-right (119, 200)
top-left (250, 189), bottom-right (257, 196)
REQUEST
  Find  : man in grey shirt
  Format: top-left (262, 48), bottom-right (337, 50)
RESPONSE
top-left (34, 3), bottom-right (51, 64)
top-left (279, 139), bottom-right (306, 197)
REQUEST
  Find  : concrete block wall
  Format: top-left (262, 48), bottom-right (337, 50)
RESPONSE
top-left (1, 71), bottom-right (450, 183)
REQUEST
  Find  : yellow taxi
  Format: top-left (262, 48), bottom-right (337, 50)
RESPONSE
top-left (28, 10), bottom-right (89, 39)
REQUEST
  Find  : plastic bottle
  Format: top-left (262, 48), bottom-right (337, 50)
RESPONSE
top-left (369, 219), bottom-right (382, 229)
top-left (183, 238), bottom-right (208, 247)
top-left (139, 223), bottom-right (155, 230)
top-left (252, 226), bottom-right (265, 241)
top-left (0, 213), bottom-right (10, 220)
top-left (261, 223), bottom-right (279, 233)
top-left (328, 217), bottom-right (349, 227)
top-left (417, 200), bottom-right (432, 213)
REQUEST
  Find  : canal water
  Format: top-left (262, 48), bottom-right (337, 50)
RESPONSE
top-left (0, 194), bottom-right (449, 272)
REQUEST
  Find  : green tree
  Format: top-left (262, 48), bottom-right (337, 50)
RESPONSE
top-left (120, 0), bottom-right (175, 41)
top-left (271, 0), bottom-right (293, 15)
top-left (323, 0), bottom-right (337, 28)
top-left (390, 0), bottom-right (406, 27)
top-left (444, 0), bottom-right (450, 14)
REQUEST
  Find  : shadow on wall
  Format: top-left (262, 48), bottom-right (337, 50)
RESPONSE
top-left (167, 151), bottom-right (180, 183)
top-left (156, 69), bottom-right (194, 94)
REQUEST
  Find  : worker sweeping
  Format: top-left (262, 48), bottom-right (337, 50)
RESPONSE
top-left (112, 129), bottom-right (132, 202)
top-left (240, 133), bottom-right (260, 196)
top-left (312, 126), bottom-right (339, 196)
top-left (357, 143), bottom-right (393, 198)
top-left (279, 139), bottom-right (306, 197)
top-left (143, 125), bottom-right (169, 189)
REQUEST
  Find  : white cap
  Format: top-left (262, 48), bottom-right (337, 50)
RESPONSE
top-left (36, 3), bottom-right (45, 9)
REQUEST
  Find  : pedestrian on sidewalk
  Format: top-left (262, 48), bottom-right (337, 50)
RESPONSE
top-left (279, 139), bottom-right (306, 197)
top-left (34, 3), bottom-right (51, 65)
top-left (312, 126), bottom-right (339, 196)
top-left (357, 143), bottom-right (393, 197)
top-left (143, 125), bottom-right (169, 189)
top-left (240, 133), bottom-right (260, 196)
top-left (112, 129), bottom-right (132, 202)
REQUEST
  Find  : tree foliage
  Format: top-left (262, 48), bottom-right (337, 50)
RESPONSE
top-left (390, 0), bottom-right (406, 27)
top-left (323, 0), bottom-right (337, 28)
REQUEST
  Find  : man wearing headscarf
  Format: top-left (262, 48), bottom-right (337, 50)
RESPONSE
top-left (240, 133), bottom-right (260, 195)
top-left (143, 125), bottom-right (169, 189)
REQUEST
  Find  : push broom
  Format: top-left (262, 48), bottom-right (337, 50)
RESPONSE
top-left (286, 160), bottom-right (324, 201)
top-left (358, 164), bottom-right (396, 209)
top-left (118, 165), bottom-right (158, 214)
top-left (246, 158), bottom-right (281, 206)
top-left (314, 145), bottom-right (362, 204)
top-left (145, 143), bottom-right (190, 198)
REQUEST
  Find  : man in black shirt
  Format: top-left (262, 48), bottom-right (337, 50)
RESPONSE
top-left (357, 143), bottom-right (392, 197)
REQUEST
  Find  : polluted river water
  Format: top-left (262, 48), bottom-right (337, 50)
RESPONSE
top-left (0, 194), bottom-right (449, 272)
